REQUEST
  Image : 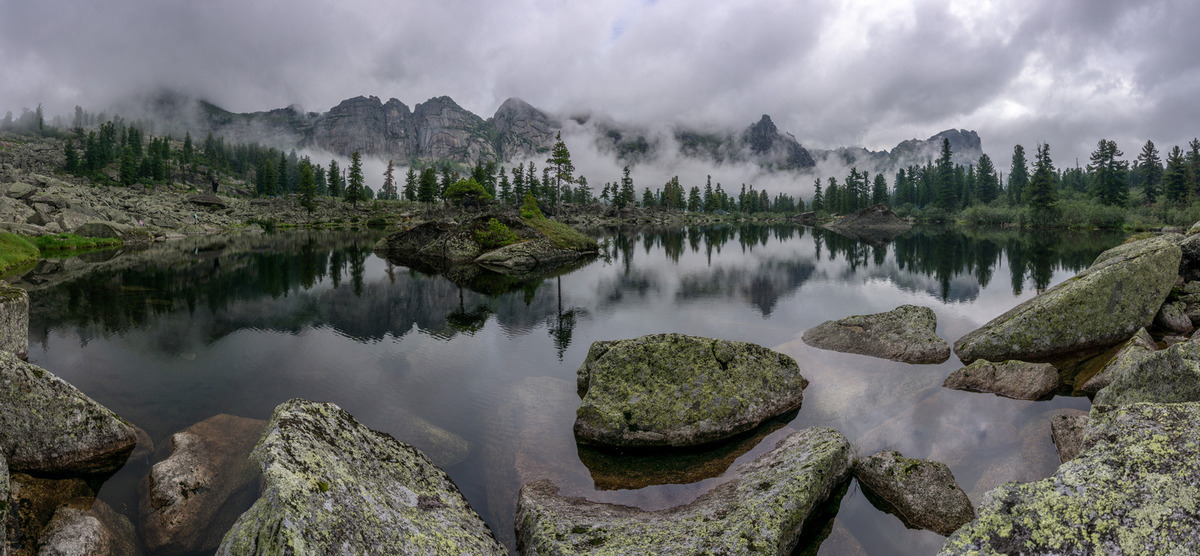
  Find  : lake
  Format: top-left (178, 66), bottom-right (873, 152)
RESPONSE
top-left (22, 223), bottom-right (1126, 554)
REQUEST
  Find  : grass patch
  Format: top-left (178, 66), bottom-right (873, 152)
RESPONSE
top-left (0, 232), bottom-right (40, 274)
top-left (475, 218), bottom-right (521, 249)
top-left (34, 233), bottom-right (121, 252)
top-left (524, 215), bottom-right (598, 251)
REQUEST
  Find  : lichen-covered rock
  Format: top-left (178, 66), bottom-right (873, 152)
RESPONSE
top-left (574, 333), bottom-right (808, 447)
top-left (802, 305), bottom-right (950, 364)
top-left (474, 237), bottom-right (587, 271)
top-left (1, 454), bottom-right (7, 552)
top-left (0, 352), bottom-right (136, 475)
top-left (853, 450), bottom-right (974, 536)
top-left (140, 414), bottom-right (265, 555)
top-left (516, 427), bottom-right (853, 555)
top-left (1154, 300), bottom-right (1193, 334)
top-left (954, 235), bottom-right (1180, 364)
top-left (941, 402), bottom-right (1200, 554)
top-left (6, 473), bottom-right (94, 556)
top-left (72, 221), bottom-right (152, 245)
top-left (1049, 412), bottom-right (1088, 464)
top-left (217, 399), bottom-right (505, 555)
top-left (36, 500), bottom-right (142, 556)
top-left (0, 283), bottom-right (28, 359)
top-left (941, 360), bottom-right (1059, 400)
top-left (1093, 340), bottom-right (1200, 408)
top-left (1078, 328), bottom-right (1157, 396)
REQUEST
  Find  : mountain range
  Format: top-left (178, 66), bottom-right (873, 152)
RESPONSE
top-left (123, 92), bottom-right (983, 173)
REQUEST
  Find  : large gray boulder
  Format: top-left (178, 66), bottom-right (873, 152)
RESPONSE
top-left (218, 399), bottom-right (505, 555)
top-left (802, 305), bottom-right (950, 364)
top-left (574, 333), bottom-right (808, 448)
top-left (853, 450), bottom-right (974, 536)
top-left (1092, 340), bottom-right (1200, 408)
top-left (941, 360), bottom-right (1059, 400)
top-left (140, 414), bottom-right (265, 555)
top-left (954, 235), bottom-right (1180, 364)
top-left (1078, 328), bottom-right (1157, 396)
top-left (0, 352), bottom-right (136, 475)
top-left (517, 427), bottom-right (853, 555)
top-left (941, 402), bottom-right (1200, 554)
top-left (6, 473), bottom-right (94, 555)
top-left (1154, 300), bottom-right (1193, 334)
top-left (0, 284), bottom-right (28, 359)
top-left (1, 454), bottom-right (6, 552)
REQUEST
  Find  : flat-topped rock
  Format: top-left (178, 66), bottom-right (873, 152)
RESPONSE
top-left (853, 450), bottom-right (974, 536)
top-left (574, 333), bottom-right (808, 448)
top-left (1049, 411), bottom-right (1088, 464)
top-left (802, 305), bottom-right (950, 364)
top-left (517, 427), bottom-right (853, 555)
top-left (942, 360), bottom-right (1059, 400)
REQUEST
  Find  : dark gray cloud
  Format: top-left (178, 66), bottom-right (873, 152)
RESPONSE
top-left (3, 0), bottom-right (1200, 174)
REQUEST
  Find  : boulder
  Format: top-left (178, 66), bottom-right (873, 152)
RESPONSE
top-left (474, 237), bottom-right (588, 271)
top-left (1153, 300), bottom-right (1193, 334)
top-left (941, 360), bottom-right (1059, 400)
top-left (1078, 328), bottom-right (1157, 396)
top-left (1049, 411), bottom-right (1088, 464)
top-left (853, 450), bottom-right (974, 536)
top-left (140, 414), bottom-right (265, 555)
top-left (1, 455), bottom-right (6, 551)
top-left (1092, 340), bottom-right (1200, 408)
top-left (217, 399), bottom-right (505, 555)
top-left (0, 352), bottom-right (136, 475)
top-left (516, 427), bottom-right (853, 555)
top-left (0, 284), bottom-right (28, 359)
top-left (5, 182), bottom-right (35, 200)
top-left (72, 221), bottom-right (152, 244)
top-left (187, 194), bottom-right (226, 209)
top-left (574, 333), bottom-right (808, 448)
top-left (6, 473), bottom-right (94, 555)
top-left (802, 305), bottom-right (950, 364)
top-left (941, 402), bottom-right (1200, 554)
top-left (36, 500), bottom-right (141, 556)
top-left (954, 235), bottom-right (1181, 364)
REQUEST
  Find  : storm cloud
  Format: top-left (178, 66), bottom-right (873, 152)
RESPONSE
top-left (3, 0), bottom-right (1199, 171)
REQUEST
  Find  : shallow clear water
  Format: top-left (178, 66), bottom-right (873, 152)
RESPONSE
top-left (23, 224), bottom-right (1124, 554)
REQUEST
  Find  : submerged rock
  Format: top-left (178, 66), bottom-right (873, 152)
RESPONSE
top-left (853, 450), bottom-right (974, 536)
top-left (1049, 411), bottom-right (1088, 464)
top-left (1093, 341), bottom-right (1200, 408)
top-left (0, 352), bottom-right (136, 475)
top-left (0, 284), bottom-right (28, 359)
top-left (6, 473), bottom-right (94, 555)
top-left (954, 235), bottom-right (1180, 364)
top-left (941, 360), bottom-right (1059, 400)
top-left (36, 500), bottom-right (141, 556)
top-left (941, 402), bottom-right (1200, 554)
top-left (516, 427), bottom-right (853, 555)
top-left (217, 399), bottom-right (505, 555)
top-left (574, 333), bottom-right (808, 448)
top-left (802, 305), bottom-right (950, 364)
top-left (1078, 328), bottom-right (1157, 396)
top-left (140, 414), bottom-right (265, 555)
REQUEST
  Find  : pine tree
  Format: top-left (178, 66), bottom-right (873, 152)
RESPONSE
top-left (546, 131), bottom-right (575, 205)
top-left (1137, 140), bottom-right (1163, 205)
top-left (1087, 139), bottom-right (1128, 207)
top-left (934, 138), bottom-right (957, 209)
top-left (618, 166), bottom-right (634, 209)
top-left (403, 166), bottom-right (417, 201)
top-left (1164, 145), bottom-right (1190, 206)
top-left (119, 146), bottom-right (138, 186)
top-left (417, 167), bottom-right (438, 204)
top-left (1027, 143), bottom-right (1059, 227)
top-left (1188, 138), bottom-right (1200, 198)
top-left (1008, 145), bottom-right (1029, 204)
top-left (975, 154), bottom-right (999, 204)
top-left (63, 139), bottom-right (78, 174)
top-left (298, 160), bottom-right (316, 213)
top-left (812, 178), bottom-right (824, 211)
top-left (346, 151), bottom-right (365, 207)
top-left (328, 160), bottom-right (342, 197)
top-left (872, 174), bottom-right (888, 205)
top-left (381, 160), bottom-right (396, 200)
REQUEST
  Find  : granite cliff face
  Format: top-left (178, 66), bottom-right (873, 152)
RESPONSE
top-left (813, 129), bottom-right (984, 171)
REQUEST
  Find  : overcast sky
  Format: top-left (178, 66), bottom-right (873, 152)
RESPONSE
top-left (3, 0), bottom-right (1199, 172)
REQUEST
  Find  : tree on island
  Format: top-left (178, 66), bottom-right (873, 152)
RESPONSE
top-left (546, 131), bottom-right (575, 205)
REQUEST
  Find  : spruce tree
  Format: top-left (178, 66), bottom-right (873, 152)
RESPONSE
top-left (1008, 145), bottom-right (1029, 204)
top-left (381, 160), bottom-right (396, 200)
top-left (975, 154), bottom-right (999, 204)
top-left (298, 161), bottom-right (316, 214)
top-left (417, 167), bottom-right (438, 204)
top-left (328, 160), bottom-right (342, 197)
top-left (934, 138), bottom-right (957, 209)
top-left (403, 166), bottom-right (417, 201)
top-left (1026, 143), bottom-right (1059, 227)
top-left (546, 131), bottom-right (575, 205)
top-left (1087, 139), bottom-right (1128, 207)
top-left (1164, 145), bottom-right (1190, 206)
top-left (1137, 140), bottom-right (1163, 204)
top-left (345, 151), bottom-right (365, 207)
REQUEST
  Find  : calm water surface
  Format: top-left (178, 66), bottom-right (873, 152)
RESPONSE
top-left (24, 224), bottom-right (1125, 555)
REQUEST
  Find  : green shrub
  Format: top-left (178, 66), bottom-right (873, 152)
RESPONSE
top-left (445, 178), bottom-right (493, 205)
top-left (475, 218), bottom-right (521, 249)
top-left (365, 216), bottom-right (388, 229)
top-left (520, 193), bottom-right (544, 220)
top-left (524, 216), bottom-right (598, 251)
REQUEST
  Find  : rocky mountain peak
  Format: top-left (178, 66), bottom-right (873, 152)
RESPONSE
top-left (745, 115), bottom-right (779, 155)
top-left (492, 98), bottom-right (560, 160)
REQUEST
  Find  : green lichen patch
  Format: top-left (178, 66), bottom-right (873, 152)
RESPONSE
top-left (574, 333), bottom-right (808, 448)
top-left (1093, 341), bottom-right (1200, 408)
top-left (940, 402), bottom-right (1200, 554)
top-left (853, 450), bottom-right (974, 536)
top-left (517, 427), bottom-right (853, 555)
top-left (217, 398), bottom-right (505, 555)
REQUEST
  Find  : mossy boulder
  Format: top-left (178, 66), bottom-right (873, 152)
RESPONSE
top-left (941, 360), bottom-right (1059, 401)
top-left (0, 351), bottom-right (136, 475)
top-left (1049, 412), bottom-right (1088, 464)
top-left (941, 402), bottom-right (1200, 554)
top-left (0, 283), bottom-right (28, 360)
top-left (954, 235), bottom-right (1181, 364)
top-left (217, 399), bottom-right (505, 555)
top-left (1, 454), bottom-right (6, 550)
top-left (802, 305), bottom-right (950, 364)
top-left (853, 450), bottom-right (974, 536)
top-left (574, 333), bottom-right (808, 448)
top-left (1092, 340), bottom-right (1200, 408)
top-left (475, 237), bottom-right (590, 271)
top-left (1078, 328), bottom-right (1157, 396)
top-left (516, 427), bottom-right (853, 555)
top-left (72, 221), bottom-right (152, 245)
top-left (140, 414), bottom-right (265, 555)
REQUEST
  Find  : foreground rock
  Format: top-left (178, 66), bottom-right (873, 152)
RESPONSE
top-left (802, 305), bottom-right (950, 364)
top-left (1092, 340), bottom-right (1200, 408)
top-left (941, 402), bottom-right (1200, 554)
top-left (140, 414), bottom-right (265, 555)
top-left (823, 203), bottom-right (911, 246)
top-left (0, 351), bottom-right (136, 475)
top-left (4, 473), bottom-right (136, 556)
top-left (574, 333), bottom-right (808, 448)
top-left (954, 235), bottom-right (1180, 364)
top-left (517, 427), bottom-right (853, 555)
top-left (853, 450), bottom-right (974, 536)
top-left (1, 455), bottom-right (6, 552)
top-left (1049, 411), bottom-right (1088, 463)
top-left (941, 360), bottom-right (1059, 400)
top-left (36, 500), bottom-right (141, 556)
top-left (0, 284), bottom-right (28, 359)
top-left (1078, 328), bottom-right (1157, 396)
top-left (218, 399), bottom-right (505, 555)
